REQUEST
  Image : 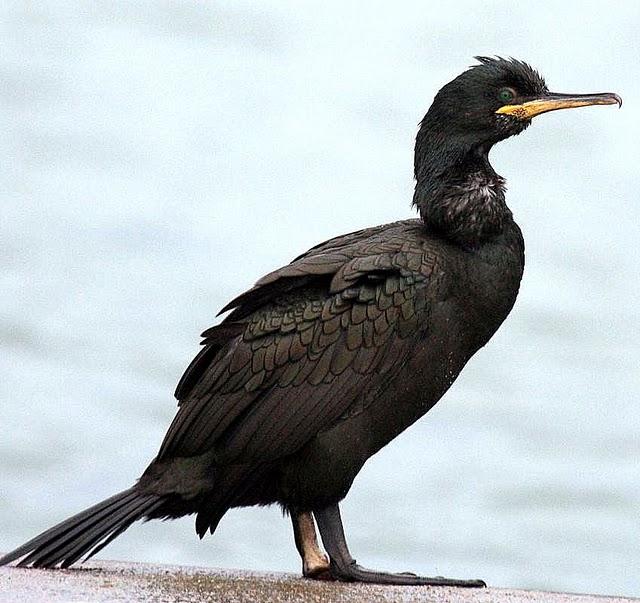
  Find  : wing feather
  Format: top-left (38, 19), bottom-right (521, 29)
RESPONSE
top-left (158, 219), bottom-right (438, 464)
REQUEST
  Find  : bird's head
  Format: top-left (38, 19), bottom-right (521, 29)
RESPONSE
top-left (420, 56), bottom-right (621, 151)
top-left (413, 57), bottom-right (621, 246)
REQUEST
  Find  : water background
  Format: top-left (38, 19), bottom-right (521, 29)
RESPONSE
top-left (1, 1), bottom-right (639, 597)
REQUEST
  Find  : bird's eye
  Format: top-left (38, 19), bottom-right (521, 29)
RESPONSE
top-left (498, 88), bottom-right (516, 103)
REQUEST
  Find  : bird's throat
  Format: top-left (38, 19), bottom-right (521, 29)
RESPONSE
top-left (413, 143), bottom-right (511, 248)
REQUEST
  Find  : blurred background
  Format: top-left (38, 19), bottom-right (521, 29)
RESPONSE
top-left (1, 0), bottom-right (638, 597)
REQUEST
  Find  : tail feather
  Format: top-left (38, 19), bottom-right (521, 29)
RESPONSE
top-left (18, 489), bottom-right (139, 568)
top-left (60, 495), bottom-right (162, 569)
top-left (0, 488), bottom-right (162, 569)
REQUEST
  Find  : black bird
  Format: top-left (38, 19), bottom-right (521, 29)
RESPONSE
top-left (0, 58), bottom-right (620, 586)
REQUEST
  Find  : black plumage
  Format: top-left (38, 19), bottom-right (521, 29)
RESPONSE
top-left (0, 57), bottom-right (620, 586)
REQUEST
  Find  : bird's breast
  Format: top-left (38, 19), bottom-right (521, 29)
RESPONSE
top-left (453, 228), bottom-right (525, 347)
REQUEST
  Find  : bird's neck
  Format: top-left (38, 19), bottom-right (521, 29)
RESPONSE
top-left (412, 133), bottom-right (512, 249)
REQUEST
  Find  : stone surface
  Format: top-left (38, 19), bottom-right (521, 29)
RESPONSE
top-left (0, 560), bottom-right (638, 603)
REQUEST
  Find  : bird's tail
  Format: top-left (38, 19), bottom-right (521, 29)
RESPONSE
top-left (0, 487), bottom-right (163, 568)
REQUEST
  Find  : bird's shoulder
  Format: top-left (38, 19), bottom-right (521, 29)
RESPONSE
top-left (219, 219), bottom-right (437, 318)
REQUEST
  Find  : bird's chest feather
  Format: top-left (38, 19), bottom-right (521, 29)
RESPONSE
top-left (452, 228), bottom-right (525, 347)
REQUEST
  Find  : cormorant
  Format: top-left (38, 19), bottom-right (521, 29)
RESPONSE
top-left (0, 57), bottom-right (620, 587)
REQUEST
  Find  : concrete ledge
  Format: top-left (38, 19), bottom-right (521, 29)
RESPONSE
top-left (0, 559), bottom-right (637, 603)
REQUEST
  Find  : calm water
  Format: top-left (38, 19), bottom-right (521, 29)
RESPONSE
top-left (1, 2), bottom-right (639, 597)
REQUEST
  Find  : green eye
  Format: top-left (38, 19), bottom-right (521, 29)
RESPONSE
top-left (498, 88), bottom-right (516, 103)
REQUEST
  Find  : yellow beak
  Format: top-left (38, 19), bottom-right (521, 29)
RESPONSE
top-left (496, 92), bottom-right (622, 119)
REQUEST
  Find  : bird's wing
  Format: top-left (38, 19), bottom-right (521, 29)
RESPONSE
top-left (158, 220), bottom-right (439, 463)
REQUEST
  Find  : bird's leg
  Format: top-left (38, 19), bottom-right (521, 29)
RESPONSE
top-left (290, 509), bottom-right (332, 580)
top-left (313, 503), bottom-right (486, 587)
